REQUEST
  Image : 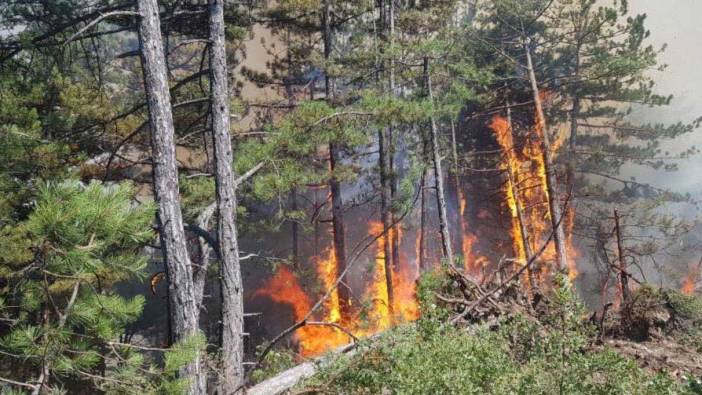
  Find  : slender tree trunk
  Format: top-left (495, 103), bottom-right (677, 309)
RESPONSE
top-left (322, 0), bottom-right (351, 319)
top-left (418, 165), bottom-right (427, 270)
top-left (387, 0), bottom-right (401, 303)
top-left (377, 0), bottom-right (395, 316)
top-left (208, 0), bottom-right (244, 392)
top-left (450, 119), bottom-right (471, 270)
top-left (136, 0), bottom-right (204, 392)
top-left (523, 42), bottom-right (569, 273)
top-left (378, 128), bottom-right (395, 315)
top-left (614, 209), bottom-right (629, 304)
top-left (505, 105), bottom-right (536, 289)
top-left (423, 57), bottom-right (454, 266)
top-left (290, 189), bottom-right (299, 266)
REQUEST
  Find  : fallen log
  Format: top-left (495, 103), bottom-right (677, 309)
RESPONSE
top-left (246, 343), bottom-right (357, 395)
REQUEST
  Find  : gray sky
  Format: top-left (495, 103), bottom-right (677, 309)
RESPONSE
top-left (626, 0), bottom-right (702, 194)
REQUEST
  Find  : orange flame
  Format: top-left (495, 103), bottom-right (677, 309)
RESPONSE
top-left (682, 261), bottom-right (701, 295)
top-left (253, 266), bottom-right (348, 357)
top-left (490, 112), bottom-right (579, 284)
top-left (315, 248), bottom-right (341, 323)
top-left (458, 189), bottom-right (478, 274)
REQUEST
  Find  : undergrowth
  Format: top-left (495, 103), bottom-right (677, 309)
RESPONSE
top-left (296, 271), bottom-right (696, 394)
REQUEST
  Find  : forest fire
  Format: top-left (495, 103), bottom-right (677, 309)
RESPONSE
top-left (253, 221), bottom-right (420, 357)
top-left (681, 259), bottom-right (702, 295)
top-left (490, 114), bottom-right (578, 284)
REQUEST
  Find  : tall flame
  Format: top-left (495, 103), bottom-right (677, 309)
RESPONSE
top-left (490, 111), bottom-right (578, 284)
top-left (682, 260), bottom-right (701, 295)
top-left (253, 266), bottom-right (348, 357)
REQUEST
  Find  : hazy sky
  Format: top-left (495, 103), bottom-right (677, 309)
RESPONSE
top-left (626, 0), bottom-right (702, 194)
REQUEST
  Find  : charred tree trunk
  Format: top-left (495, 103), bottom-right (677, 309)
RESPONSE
top-left (523, 41), bottom-right (569, 274)
top-left (506, 104), bottom-right (537, 288)
top-left (450, 119), bottom-right (471, 269)
top-left (378, 128), bottom-right (395, 315)
top-left (322, 0), bottom-right (351, 319)
top-left (424, 57), bottom-right (454, 266)
top-left (614, 209), bottom-right (629, 304)
top-left (136, 0), bottom-right (204, 392)
top-left (291, 189), bottom-right (299, 266)
top-left (377, 0), bottom-right (395, 316)
top-left (418, 136), bottom-right (429, 270)
top-left (208, 0), bottom-right (244, 392)
top-left (387, 0), bottom-right (401, 307)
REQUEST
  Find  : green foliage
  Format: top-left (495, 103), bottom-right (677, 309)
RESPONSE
top-left (299, 277), bottom-right (687, 394)
top-left (250, 346), bottom-right (298, 384)
top-left (0, 181), bottom-right (154, 391)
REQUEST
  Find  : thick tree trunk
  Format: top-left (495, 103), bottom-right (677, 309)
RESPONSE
top-left (208, 0), bottom-right (244, 392)
top-left (136, 0), bottom-right (204, 393)
top-left (386, 1), bottom-right (401, 303)
top-left (424, 57), bottom-right (454, 266)
top-left (614, 209), bottom-right (629, 304)
top-left (523, 42), bottom-right (569, 273)
top-left (322, 0), bottom-right (351, 319)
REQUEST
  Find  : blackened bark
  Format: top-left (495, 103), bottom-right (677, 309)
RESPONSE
top-left (423, 57), bottom-right (454, 266)
top-left (208, 0), bottom-right (244, 392)
top-left (379, 129), bottom-right (395, 315)
top-left (614, 209), bottom-right (629, 304)
top-left (376, 0), bottom-right (396, 316)
top-left (136, 0), bottom-right (204, 392)
top-left (505, 105), bottom-right (536, 289)
top-left (322, 0), bottom-right (351, 319)
top-left (524, 42), bottom-right (569, 273)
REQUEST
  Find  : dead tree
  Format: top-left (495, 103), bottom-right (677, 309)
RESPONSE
top-left (136, 0), bottom-right (204, 392)
top-left (523, 40), bottom-right (569, 274)
top-left (424, 57), bottom-right (454, 266)
top-left (614, 209), bottom-right (630, 304)
top-left (208, 0), bottom-right (245, 392)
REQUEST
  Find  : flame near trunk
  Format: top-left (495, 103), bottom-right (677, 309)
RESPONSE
top-left (490, 113), bottom-right (578, 284)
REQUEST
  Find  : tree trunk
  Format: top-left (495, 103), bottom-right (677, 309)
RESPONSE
top-left (387, 1), bottom-right (401, 304)
top-left (377, 0), bottom-right (395, 316)
top-left (290, 189), bottom-right (299, 266)
top-left (136, 0), bottom-right (204, 392)
top-left (505, 104), bottom-right (536, 289)
top-left (614, 209), bottom-right (629, 304)
top-left (378, 128), bottom-right (395, 315)
top-left (418, 149), bottom-right (428, 271)
top-left (208, 0), bottom-right (244, 392)
top-left (323, 0), bottom-right (351, 319)
top-left (523, 42), bottom-right (569, 274)
top-left (423, 57), bottom-right (454, 266)
top-left (450, 119), bottom-right (471, 270)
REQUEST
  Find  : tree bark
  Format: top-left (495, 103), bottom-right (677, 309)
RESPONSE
top-left (423, 57), bottom-right (454, 266)
top-left (523, 41), bottom-right (569, 273)
top-left (136, 0), bottom-right (204, 392)
top-left (614, 209), bottom-right (630, 304)
top-left (377, 0), bottom-right (395, 316)
top-left (322, 0), bottom-right (351, 319)
top-left (387, 0), bottom-right (401, 304)
top-left (505, 105), bottom-right (537, 289)
top-left (450, 119), bottom-right (471, 270)
top-left (208, 0), bottom-right (244, 392)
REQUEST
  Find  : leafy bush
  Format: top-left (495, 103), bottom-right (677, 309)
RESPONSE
top-left (299, 276), bottom-right (687, 394)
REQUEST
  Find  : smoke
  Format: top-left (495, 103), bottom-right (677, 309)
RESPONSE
top-left (626, 0), bottom-right (702, 194)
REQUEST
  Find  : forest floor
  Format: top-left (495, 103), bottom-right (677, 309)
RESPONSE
top-left (250, 268), bottom-right (702, 394)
